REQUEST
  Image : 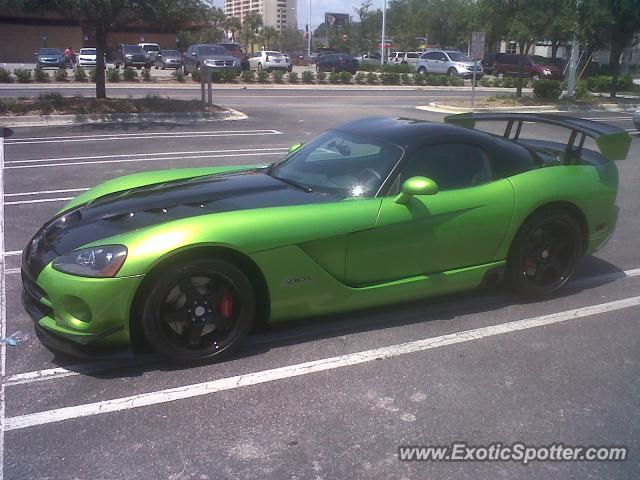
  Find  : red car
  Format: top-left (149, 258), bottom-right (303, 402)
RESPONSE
top-left (493, 54), bottom-right (563, 80)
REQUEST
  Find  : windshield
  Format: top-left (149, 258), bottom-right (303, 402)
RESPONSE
top-left (162, 50), bottom-right (180, 56)
top-left (80, 49), bottom-right (96, 55)
top-left (39, 48), bottom-right (61, 55)
top-left (124, 45), bottom-right (144, 54)
top-left (142, 45), bottom-right (160, 51)
top-left (268, 131), bottom-right (403, 198)
top-left (530, 55), bottom-right (555, 66)
top-left (197, 45), bottom-right (226, 56)
top-left (266, 51), bottom-right (283, 56)
top-left (447, 52), bottom-right (472, 62)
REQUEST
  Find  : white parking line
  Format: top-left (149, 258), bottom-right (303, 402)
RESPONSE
top-left (4, 188), bottom-right (89, 197)
top-left (1, 251), bottom-right (21, 257)
top-left (5, 197), bottom-right (73, 206)
top-left (5, 129), bottom-right (282, 145)
top-left (3, 269), bottom-right (19, 276)
top-left (1, 123), bottom-right (7, 480)
top-left (5, 151), bottom-right (287, 170)
top-left (4, 267), bottom-right (640, 386)
top-left (5, 147), bottom-right (289, 165)
top-left (4, 294), bottom-right (640, 431)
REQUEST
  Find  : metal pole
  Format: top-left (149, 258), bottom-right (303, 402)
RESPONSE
top-left (566, 40), bottom-right (579, 97)
top-left (307, 0), bottom-right (311, 58)
top-left (207, 80), bottom-right (213, 106)
top-left (201, 79), bottom-right (205, 105)
top-left (381, 0), bottom-right (387, 66)
top-left (471, 60), bottom-right (477, 108)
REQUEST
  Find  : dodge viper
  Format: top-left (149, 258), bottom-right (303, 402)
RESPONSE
top-left (21, 114), bottom-right (631, 362)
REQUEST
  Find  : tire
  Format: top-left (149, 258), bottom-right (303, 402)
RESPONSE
top-left (418, 66), bottom-right (427, 75)
top-left (257, 63), bottom-right (263, 71)
top-left (496, 72), bottom-right (504, 79)
top-left (447, 67), bottom-right (457, 77)
top-left (140, 258), bottom-right (256, 363)
top-left (505, 208), bottom-right (583, 298)
top-left (182, 64), bottom-right (189, 76)
top-left (532, 74), bottom-right (540, 81)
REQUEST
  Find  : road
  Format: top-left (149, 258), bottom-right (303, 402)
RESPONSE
top-left (1, 89), bottom-right (639, 479)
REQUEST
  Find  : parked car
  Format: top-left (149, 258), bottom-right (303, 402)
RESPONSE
top-left (77, 48), bottom-right (106, 68)
top-left (416, 50), bottom-right (483, 78)
top-left (22, 114), bottom-right (631, 361)
top-left (114, 44), bottom-right (149, 69)
top-left (391, 51), bottom-right (421, 66)
top-left (182, 44), bottom-right (241, 76)
top-left (218, 42), bottom-right (250, 70)
top-left (633, 107), bottom-right (640, 131)
top-left (481, 52), bottom-right (503, 75)
top-left (493, 54), bottom-right (563, 80)
top-left (154, 49), bottom-right (182, 69)
top-left (35, 48), bottom-right (65, 69)
top-left (249, 50), bottom-right (292, 72)
top-left (138, 43), bottom-right (161, 63)
top-left (315, 53), bottom-right (358, 74)
top-left (356, 53), bottom-right (384, 65)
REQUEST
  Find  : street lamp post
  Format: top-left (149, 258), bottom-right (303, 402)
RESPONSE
top-left (381, 0), bottom-right (387, 66)
top-left (307, 0), bottom-right (312, 58)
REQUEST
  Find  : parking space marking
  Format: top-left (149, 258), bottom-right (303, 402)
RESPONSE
top-left (4, 188), bottom-right (89, 197)
top-left (4, 294), bottom-right (640, 431)
top-left (3, 269), bottom-right (19, 276)
top-left (4, 267), bottom-right (640, 386)
top-left (5, 197), bottom-right (73, 206)
top-left (0, 252), bottom-right (20, 258)
top-left (5, 147), bottom-right (289, 166)
top-left (1, 124), bottom-right (7, 480)
top-left (5, 129), bottom-right (282, 145)
top-left (5, 151), bottom-right (287, 170)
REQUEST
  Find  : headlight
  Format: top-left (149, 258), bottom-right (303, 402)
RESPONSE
top-left (125, 54), bottom-right (133, 59)
top-left (53, 245), bottom-right (127, 278)
top-left (543, 68), bottom-right (551, 75)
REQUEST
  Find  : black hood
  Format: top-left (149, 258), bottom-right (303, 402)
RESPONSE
top-left (23, 171), bottom-right (337, 277)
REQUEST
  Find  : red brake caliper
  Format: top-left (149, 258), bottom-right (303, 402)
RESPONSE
top-left (218, 293), bottom-right (233, 318)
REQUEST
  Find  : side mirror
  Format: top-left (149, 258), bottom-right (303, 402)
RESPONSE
top-left (288, 142), bottom-right (303, 153)
top-left (394, 176), bottom-right (438, 205)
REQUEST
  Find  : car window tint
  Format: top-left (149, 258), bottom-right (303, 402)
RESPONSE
top-left (400, 144), bottom-right (492, 190)
top-left (407, 53), bottom-right (419, 58)
top-left (437, 53), bottom-right (448, 61)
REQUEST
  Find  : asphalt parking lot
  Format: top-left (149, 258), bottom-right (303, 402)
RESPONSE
top-left (1, 89), bottom-right (639, 479)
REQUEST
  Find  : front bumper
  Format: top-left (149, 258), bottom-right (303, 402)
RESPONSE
top-left (21, 262), bottom-right (144, 356)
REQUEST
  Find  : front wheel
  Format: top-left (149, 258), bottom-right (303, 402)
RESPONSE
top-left (257, 62), bottom-right (263, 71)
top-left (447, 67), bottom-right (457, 77)
top-left (505, 208), bottom-right (583, 298)
top-left (140, 258), bottom-right (256, 363)
top-left (417, 66), bottom-right (427, 75)
top-left (182, 64), bottom-right (189, 76)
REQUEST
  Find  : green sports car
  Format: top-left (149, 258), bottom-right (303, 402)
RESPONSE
top-left (22, 114), bottom-right (631, 362)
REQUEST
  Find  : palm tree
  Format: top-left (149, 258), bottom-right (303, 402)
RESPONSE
top-left (242, 11), bottom-right (264, 53)
top-left (260, 26), bottom-right (279, 49)
top-left (225, 16), bottom-right (241, 42)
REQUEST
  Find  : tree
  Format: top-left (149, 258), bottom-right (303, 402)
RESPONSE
top-left (8, 0), bottom-right (207, 98)
top-left (225, 16), bottom-right (241, 42)
top-left (241, 11), bottom-right (263, 53)
top-left (580, 0), bottom-right (640, 97)
top-left (279, 27), bottom-right (304, 54)
top-left (259, 26), bottom-right (279, 50)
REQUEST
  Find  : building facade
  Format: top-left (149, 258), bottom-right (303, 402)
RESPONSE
top-left (223, 0), bottom-right (296, 33)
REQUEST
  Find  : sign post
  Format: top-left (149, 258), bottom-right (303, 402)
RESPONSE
top-left (469, 32), bottom-right (486, 109)
top-left (201, 66), bottom-right (213, 106)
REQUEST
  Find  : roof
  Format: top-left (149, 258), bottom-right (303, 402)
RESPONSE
top-left (334, 117), bottom-right (484, 149)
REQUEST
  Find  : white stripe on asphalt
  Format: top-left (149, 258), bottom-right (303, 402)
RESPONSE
top-left (4, 187), bottom-right (89, 197)
top-left (5, 147), bottom-right (289, 165)
top-left (4, 269), bottom-right (19, 276)
top-left (5, 294), bottom-right (640, 431)
top-left (4, 267), bottom-right (640, 386)
top-left (5, 197), bottom-right (74, 206)
top-left (5, 151), bottom-right (286, 170)
top-left (5, 129), bottom-right (282, 145)
top-left (2, 251), bottom-right (21, 257)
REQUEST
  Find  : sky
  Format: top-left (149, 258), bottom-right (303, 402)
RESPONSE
top-left (211, 0), bottom-right (386, 30)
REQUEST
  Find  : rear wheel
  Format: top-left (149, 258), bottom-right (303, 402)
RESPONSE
top-left (140, 258), bottom-right (256, 363)
top-left (506, 208), bottom-right (583, 298)
top-left (418, 66), bottom-right (427, 75)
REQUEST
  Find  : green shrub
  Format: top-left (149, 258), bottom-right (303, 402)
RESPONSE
top-left (366, 72), bottom-right (378, 84)
top-left (272, 70), bottom-right (284, 83)
top-left (242, 69), bottom-right (255, 82)
top-left (222, 69), bottom-right (237, 82)
top-left (172, 69), bottom-right (185, 82)
top-left (355, 72), bottom-right (366, 84)
top-left (302, 70), bottom-right (314, 83)
top-left (191, 68), bottom-right (201, 82)
top-left (257, 69), bottom-right (269, 83)
top-left (54, 68), bottom-right (68, 82)
top-left (316, 70), bottom-right (327, 82)
top-left (328, 71), bottom-right (341, 83)
top-left (13, 69), bottom-right (32, 83)
top-left (142, 68), bottom-right (152, 82)
top-left (533, 79), bottom-right (562, 100)
top-left (121, 67), bottom-right (136, 81)
top-left (89, 67), bottom-right (97, 82)
top-left (492, 77), bottom-right (503, 87)
top-left (479, 77), bottom-right (493, 87)
top-left (340, 71), bottom-right (352, 84)
top-left (382, 63), bottom-right (412, 74)
top-left (574, 79), bottom-right (590, 99)
top-left (413, 72), bottom-right (426, 86)
top-left (107, 67), bottom-right (121, 82)
top-left (617, 74), bottom-right (634, 91)
top-left (401, 72), bottom-right (413, 85)
top-left (287, 71), bottom-right (298, 83)
top-left (357, 63), bottom-right (379, 72)
top-left (211, 70), bottom-right (223, 83)
top-left (448, 76), bottom-right (464, 86)
top-left (502, 76), bottom-right (516, 88)
top-left (34, 67), bottom-right (48, 82)
top-left (0, 68), bottom-right (13, 83)
top-left (381, 72), bottom-right (400, 85)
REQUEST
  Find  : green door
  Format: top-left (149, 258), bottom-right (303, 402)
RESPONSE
top-left (346, 142), bottom-right (515, 286)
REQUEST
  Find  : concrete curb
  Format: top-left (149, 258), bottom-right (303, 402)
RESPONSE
top-left (417, 101), bottom-right (638, 114)
top-left (0, 82), bottom-right (534, 93)
top-left (0, 108), bottom-right (247, 127)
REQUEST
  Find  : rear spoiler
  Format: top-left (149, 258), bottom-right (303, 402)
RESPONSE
top-left (444, 113), bottom-right (631, 162)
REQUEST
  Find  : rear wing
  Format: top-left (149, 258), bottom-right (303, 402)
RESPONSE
top-left (444, 113), bottom-right (631, 162)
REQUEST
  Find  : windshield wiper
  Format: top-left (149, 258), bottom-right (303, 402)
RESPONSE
top-left (272, 175), bottom-right (313, 193)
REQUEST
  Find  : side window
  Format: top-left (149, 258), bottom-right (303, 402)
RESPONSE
top-left (399, 144), bottom-right (492, 190)
top-left (437, 53), bottom-right (448, 61)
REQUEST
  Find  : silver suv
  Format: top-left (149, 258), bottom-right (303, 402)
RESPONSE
top-left (416, 50), bottom-right (483, 78)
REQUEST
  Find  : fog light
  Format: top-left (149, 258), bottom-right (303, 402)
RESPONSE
top-left (60, 295), bottom-right (92, 324)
